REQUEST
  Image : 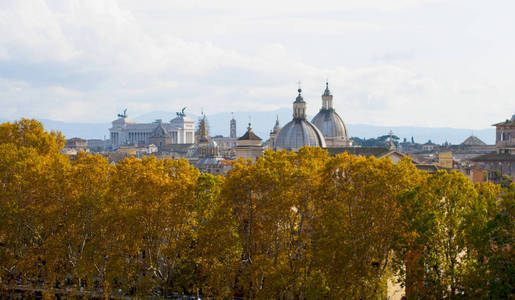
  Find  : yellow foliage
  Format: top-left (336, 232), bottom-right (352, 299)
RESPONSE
top-left (1, 120), bottom-right (511, 299)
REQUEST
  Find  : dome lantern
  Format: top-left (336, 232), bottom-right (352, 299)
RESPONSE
top-left (293, 88), bottom-right (307, 120)
top-left (322, 81), bottom-right (333, 110)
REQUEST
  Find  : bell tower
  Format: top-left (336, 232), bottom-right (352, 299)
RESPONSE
top-left (230, 112), bottom-right (237, 138)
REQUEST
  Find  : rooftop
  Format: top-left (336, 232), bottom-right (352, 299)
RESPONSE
top-left (471, 152), bottom-right (515, 162)
top-left (461, 135), bottom-right (486, 146)
top-left (492, 114), bottom-right (515, 127)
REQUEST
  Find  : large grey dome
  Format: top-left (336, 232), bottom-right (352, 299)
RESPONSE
top-left (312, 109), bottom-right (348, 139)
top-left (275, 87), bottom-right (326, 151)
top-left (276, 119), bottom-right (326, 150)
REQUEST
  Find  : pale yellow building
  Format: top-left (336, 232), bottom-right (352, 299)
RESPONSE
top-left (438, 152), bottom-right (453, 169)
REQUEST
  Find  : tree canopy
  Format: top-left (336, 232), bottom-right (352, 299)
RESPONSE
top-left (0, 119), bottom-right (513, 299)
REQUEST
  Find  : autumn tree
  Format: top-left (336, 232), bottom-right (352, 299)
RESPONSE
top-left (0, 119), bottom-right (68, 293)
top-left (459, 182), bottom-right (514, 298)
top-left (195, 173), bottom-right (241, 298)
top-left (1, 119), bottom-right (512, 299)
top-left (102, 156), bottom-right (201, 296)
top-left (314, 153), bottom-right (421, 299)
top-left (393, 170), bottom-right (480, 299)
top-left (218, 147), bottom-right (330, 299)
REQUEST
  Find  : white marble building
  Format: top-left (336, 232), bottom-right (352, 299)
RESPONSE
top-left (109, 110), bottom-right (195, 149)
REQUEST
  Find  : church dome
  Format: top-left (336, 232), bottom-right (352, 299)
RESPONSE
top-left (275, 88), bottom-right (326, 151)
top-left (276, 120), bottom-right (326, 150)
top-left (152, 123), bottom-right (169, 137)
top-left (312, 109), bottom-right (348, 139)
top-left (311, 82), bottom-right (351, 147)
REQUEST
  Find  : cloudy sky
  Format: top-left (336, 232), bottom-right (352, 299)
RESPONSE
top-left (0, 0), bottom-right (514, 129)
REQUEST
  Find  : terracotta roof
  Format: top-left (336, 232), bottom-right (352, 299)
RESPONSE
top-left (471, 153), bottom-right (515, 162)
top-left (160, 143), bottom-right (195, 153)
top-left (493, 121), bottom-right (515, 127)
top-left (415, 163), bottom-right (441, 173)
top-left (461, 135), bottom-right (486, 146)
top-left (493, 115), bottom-right (515, 127)
top-left (238, 130), bottom-right (262, 141)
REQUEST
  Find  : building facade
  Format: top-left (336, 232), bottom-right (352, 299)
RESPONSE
top-left (109, 110), bottom-right (195, 149)
top-left (471, 114), bottom-right (515, 182)
top-left (230, 115), bottom-right (237, 138)
top-left (495, 114), bottom-right (515, 154)
top-left (234, 123), bottom-right (264, 161)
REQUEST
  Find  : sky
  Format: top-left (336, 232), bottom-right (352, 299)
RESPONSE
top-left (0, 0), bottom-right (514, 129)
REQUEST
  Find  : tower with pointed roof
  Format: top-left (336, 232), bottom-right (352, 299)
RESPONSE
top-left (196, 113), bottom-right (209, 143)
top-left (195, 113), bottom-right (211, 158)
top-left (269, 116), bottom-right (281, 150)
top-left (230, 113), bottom-right (237, 138)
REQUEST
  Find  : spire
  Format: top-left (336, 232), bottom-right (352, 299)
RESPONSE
top-left (230, 112), bottom-right (236, 138)
top-left (197, 113), bottom-right (209, 143)
top-left (321, 81), bottom-right (334, 110)
top-left (274, 115), bottom-right (280, 129)
top-left (323, 80), bottom-right (331, 96)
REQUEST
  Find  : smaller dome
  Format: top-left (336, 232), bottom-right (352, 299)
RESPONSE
top-left (152, 123), bottom-right (169, 137)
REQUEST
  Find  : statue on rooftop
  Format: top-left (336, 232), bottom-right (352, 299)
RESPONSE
top-left (117, 108), bottom-right (127, 118)
top-left (176, 107), bottom-right (187, 118)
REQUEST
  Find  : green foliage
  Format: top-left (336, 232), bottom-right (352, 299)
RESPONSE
top-left (351, 134), bottom-right (399, 147)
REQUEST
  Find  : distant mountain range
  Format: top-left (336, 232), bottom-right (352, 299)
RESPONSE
top-left (1, 110), bottom-right (496, 145)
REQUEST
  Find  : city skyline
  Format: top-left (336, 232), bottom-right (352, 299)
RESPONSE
top-left (1, 0), bottom-right (515, 129)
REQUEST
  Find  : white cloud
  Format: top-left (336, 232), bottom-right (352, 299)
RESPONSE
top-left (0, 0), bottom-right (514, 129)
